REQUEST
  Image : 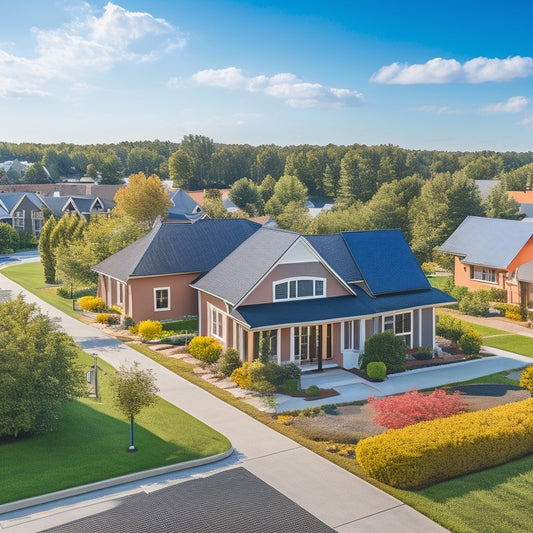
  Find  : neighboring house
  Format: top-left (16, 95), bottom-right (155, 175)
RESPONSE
top-left (166, 189), bottom-right (207, 222)
top-left (91, 218), bottom-right (261, 323)
top-left (507, 191), bottom-right (533, 222)
top-left (440, 216), bottom-right (533, 307)
top-left (305, 198), bottom-right (334, 218)
top-left (0, 159), bottom-right (32, 181)
top-left (40, 195), bottom-right (114, 221)
top-left (475, 179), bottom-right (500, 199)
top-left (192, 228), bottom-right (453, 369)
top-left (187, 189), bottom-right (238, 215)
top-left (0, 192), bottom-right (44, 236)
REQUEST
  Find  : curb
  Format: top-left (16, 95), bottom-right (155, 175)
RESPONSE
top-left (0, 447), bottom-right (234, 515)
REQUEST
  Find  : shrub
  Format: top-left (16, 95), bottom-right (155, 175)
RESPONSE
top-left (488, 287), bottom-right (507, 302)
top-left (367, 388), bottom-right (468, 429)
top-left (359, 331), bottom-right (407, 373)
top-left (78, 295), bottom-right (107, 313)
top-left (436, 314), bottom-right (465, 343)
top-left (188, 336), bottom-right (223, 363)
top-left (506, 309), bottom-right (524, 321)
top-left (96, 313), bottom-right (110, 324)
top-left (231, 362), bottom-right (253, 389)
top-left (278, 378), bottom-right (301, 393)
top-left (159, 333), bottom-right (195, 345)
top-left (138, 320), bottom-right (163, 341)
top-left (421, 262), bottom-right (437, 276)
top-left (459, 329), bottom-right (483, 356)
top-left (306, 385), bottom-right (321, 397)
top-left (356, 399), bottom-right (533, 489)
top-left (276, 415), bottom-right (295, 425)
top-left (218, 348), bottom-right (243, 377)
top-left (279, 362), bottom-right (301, 381)
top-left (411, 346), bottom-right (433, 360)
top-left (458, 291), bottom-right (490, 317)
top-left (519, 366), bottom-right (533, 396)
top-left (123, 315), bottom-right (135, 329)
top-left (230, 360), bottom-right (275, 393)
top-left (57, 286), bottom-right (96, 299)
top-left (366, 361), bottom-right (386, 381)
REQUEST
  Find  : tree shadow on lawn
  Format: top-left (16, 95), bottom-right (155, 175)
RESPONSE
top-left (414, 454), bottom-right (533, 502)
top-left (0, 401), bottom-right (210, 504)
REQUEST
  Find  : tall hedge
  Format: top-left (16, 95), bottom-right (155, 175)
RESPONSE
top-left (39, 215), bottom-right (57, 283)
top-left (356, 399), bottom-right (533, 489)
top-left (359, 331), bottom-right (407, 373)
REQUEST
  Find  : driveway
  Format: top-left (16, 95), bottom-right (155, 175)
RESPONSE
top-left (0, 267), bottom-right (448, 532)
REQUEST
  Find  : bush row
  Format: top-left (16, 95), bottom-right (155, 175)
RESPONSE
top-left (355, 398), bottom-right (533, 489)
top-left (231, 360), bottom-right (301, 394)
top-left (78, 296), bottom-right (107, 313)
top-left (188, 336), bottom-right (223, 363)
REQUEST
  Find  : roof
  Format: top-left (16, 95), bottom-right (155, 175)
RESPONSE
top-left (509, 191), bottom-right (533, 203)
top-left (517, 260), bottom-right (533, 283)
top-left (168, 189), bottom-right (203, 215)
top-left (475, 179), bottom-right (500, 199)
top-left (40, 195), bottom-right (114, 217)
top-left (0, 205), bottom-right (10, 219)
top-left (92, 218), bottom-right (261, 282)
top-left (191, 227), bottom-right (301, 305)
top-left (520, 203), bottom-right (533, 218)
top-left (439, 216), bottom-right (533, 269)
top-left (0, 192), bottom-right (42, 213)
top-left (342, 230), bottom-right (430, 295)
top-left (305, 234), bottom-right (363, 283)
top-left (231, 287), bottom-right (455, 329)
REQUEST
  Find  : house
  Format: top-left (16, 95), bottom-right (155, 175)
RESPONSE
top-left (91, 218), bottom-right (261, 322)
top-left (0, 192), bottom-right (44, 236)
top-left (166, 189), bottom-right (207, 222)
top-left (192, 227), bottom-right (454, 369)
top-left (40, 195), bottom-right (114, 221)
top-left (439, 216), bottom-right (533, 307)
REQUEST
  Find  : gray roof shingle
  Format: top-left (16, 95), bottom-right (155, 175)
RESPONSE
top-left (439, 216), bottom-right (533, 269)
top-left (92, 218), bottom-right (260, 282)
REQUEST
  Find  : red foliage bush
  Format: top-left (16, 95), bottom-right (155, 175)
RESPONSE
top-left (367, 388), bottom-right (468, 429)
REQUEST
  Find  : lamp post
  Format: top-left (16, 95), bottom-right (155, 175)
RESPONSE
top-left (92, 353), bottom-right (98, 399)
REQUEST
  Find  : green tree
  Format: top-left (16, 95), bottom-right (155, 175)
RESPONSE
top-left (169, 149), bottom-right (194, 189)
top-left (112, 362), bottom-right (159, 451)
top-left (265, 174), bottom-right (308, 215)
top-left (71, 151), bottom-right (89, 175)
top-left (113, 172), bottom-right (172, 228)
top-left (86, 163), bottom-right (98, 179)
top-left (202, 189), bottom-right (229, 219)
top-left (22, 162), bottom-right (50, 184)
top-left (275, 201), bottom-right (312, 233)
top-left (0, 296), bottom-right (85, 438)
top-left (39, 216), bottom-right (57, 283)
top-left (126, 147), bottom-right (163, 176)
top-left (99, 152), bottom-right (124, 184)
top-left (180, 134), bottom-right (215, 188)
top-left (229, 178), bottom-right (264, 215)
top-left (0, 222), bottom-right (19, 253)
top-left (462, 155), bottom-right (503, 181)
top-left (259, 174), bottom-right (276, 202)
top-left (483, 183), bottom-right (525, 220)
top-left (42, 148), bottom-right (60, 181)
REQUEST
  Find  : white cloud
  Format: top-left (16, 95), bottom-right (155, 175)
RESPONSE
top-left (479, 96), bottom-right (529, 113)
top-left (371, 56), bottom-right (533, 84)
top-left (518, 116), bottom-right (533, 126)
top-left (191, 67), bottom-right (364, 108)
top-left (0, 2), bottom-right (182, 97)
top-left (417, 105), bottom-right (462, 115)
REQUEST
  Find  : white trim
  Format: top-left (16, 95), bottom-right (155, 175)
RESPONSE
top-left (432, 308), bottom-right (436, 349)
top-left (153, 287), bottom-right (171, 312)
top-left (273, 276), bottom-right (326, 302)
top-left (359, 319), bottom-right (366, 350)
top-left (290, 327), bottom-right (295, 362)
top-left (418, 308), bottom-right (423, 347)
top-left (207, 303), bottom-right (227, 346)
top-left (382, 310), bottom-right (413, 348)
top-left (197, 292), bottom-right (202, 334)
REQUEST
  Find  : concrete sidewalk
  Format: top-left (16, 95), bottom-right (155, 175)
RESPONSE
top-left (0, 270), bottom-right (448, 532)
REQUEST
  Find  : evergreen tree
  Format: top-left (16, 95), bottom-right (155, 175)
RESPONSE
top-left (39, 216), bottom-right (57, 283)
top-left (484, 183), bottom-right (525, 220)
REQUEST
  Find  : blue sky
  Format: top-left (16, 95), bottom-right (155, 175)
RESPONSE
top-left (1, 0), bottom-right (533, 150)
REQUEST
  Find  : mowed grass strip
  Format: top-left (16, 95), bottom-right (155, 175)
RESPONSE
top-left (1, 261), bottom-right (79, 319)
top-left (0, 350), bottom-right (230, 504)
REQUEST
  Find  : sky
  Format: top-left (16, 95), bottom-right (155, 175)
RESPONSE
top-left (1, 0), bottom-right (533, 151)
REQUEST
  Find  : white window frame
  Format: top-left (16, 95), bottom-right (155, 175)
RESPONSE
top-left (470, 265), bottom-right (497, 284)
top-left (273, 277), bottom-right (326, 302)
top-left (31, 210), bottom-right (43, 236)
top-left (209, 304), bottom-right (225, 341)
top-left (383, 311), bottom-right (413, 348)
top-left (13, 210), bottom-right (24, 230)
top-left (153, 287), bottom-right (170, 311)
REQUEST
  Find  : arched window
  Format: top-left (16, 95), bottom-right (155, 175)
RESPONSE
top-left (273, 277), bottom-right (326, 301)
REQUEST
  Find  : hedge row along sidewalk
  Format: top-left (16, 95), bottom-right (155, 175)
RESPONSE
top-left (355, 398), bottom-right (533, 489)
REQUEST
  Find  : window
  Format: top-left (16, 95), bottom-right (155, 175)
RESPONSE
top-left (253, 330), bottom-right (278, 362)
top-left (117, 281), bottom-right (124, 305)
top-left (274, 278), bottom-right (326, 301)
top-left (210, 307), bottom-right (224, 339)
top-left (294, 325), bottom-right (322, 362)
top-left (470, 265), bottom-right (497, 284)
top-left (384, 312), bottom-right (412, 347)
top-left (343, 320), bottom-right (354, 350)
top-left (31, 211), bottom-right (43, 236)
top-left (13, 210), bottom-right (24, 230)
top-left (154, 287), bottom-right (170, 311)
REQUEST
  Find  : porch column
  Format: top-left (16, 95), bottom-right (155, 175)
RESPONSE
top-left (247, 331), bottom-right (254, 362)
top-left (418, 308), bottom-right (423, 348)
top-left (290, 328), bottom-right (295, 362)
top-left (359, 319), bottom-right (366, 351)
top-left (432, 309), bottom-right (436, 349)
top-left (340, 322), bottom-right (345, 351)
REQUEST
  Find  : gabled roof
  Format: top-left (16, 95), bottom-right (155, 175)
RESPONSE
top-left (231, 287), bottom-right (455, 330)
top-left (167, 189), bottom-right (206, 222)
top-left (40, 195), bottom-right (113, 217)
top-left (0, 205), bottom-right (10, 219)
top-left (342, 230), bottom-right (430, 295)
top-left (0, 192), bottom-right (42, 213)
top-left (92, 218), bottom-right (261, 282)
top-left (439, 216), bottom-right (533, 269)
top-left (191, 227), bottom-right (301, 305)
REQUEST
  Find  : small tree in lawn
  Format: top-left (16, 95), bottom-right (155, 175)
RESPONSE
top-left (112, 362), bottom-right (159, 452)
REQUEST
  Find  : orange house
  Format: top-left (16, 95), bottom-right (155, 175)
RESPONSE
top-left (440, 216), bottom-right (533, 307)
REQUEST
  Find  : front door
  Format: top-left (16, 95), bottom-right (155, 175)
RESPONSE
top-left (294, 326), bottom-right (322, 364)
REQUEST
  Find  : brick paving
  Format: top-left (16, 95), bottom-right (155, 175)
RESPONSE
top-left (42, 468), bottom-right (334, 533)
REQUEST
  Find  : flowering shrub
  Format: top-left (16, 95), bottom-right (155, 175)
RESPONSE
top-left (96, 313), bottom-right (110, 324)
top-left (138, 320), bottom-right (163, 341)
top-left (436, 314), bottom-right (465, 343)
top-left (367, 388), bottom-right (468, 429)
top-left (356, 399), bottom-right (533, 488)
top-left (520, 366), bottom-right (533, 396)
top-left (188, 336), bottom-right (223, 363)
top-left (459, 329), bottom-right (483, 356)
top-left (276, 415), bottom-right (295, 425)
top-left (78, 296), bottom-right (107, 313)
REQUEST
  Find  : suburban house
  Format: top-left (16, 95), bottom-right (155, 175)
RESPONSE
top-left (166, 189), bottom-right (207, 222)
top-left (191, 227), bottom-right (454, 369)
top-left (40, 195), bottom-right (114, 221)
top-left (91, 218), bottom-right (261, 322)
top-left (0, 192), bottom-right (44, 236)
top-left (508, 190), bottom-right (533, 221)
top-left (440, 216), bottom-right (533, 308)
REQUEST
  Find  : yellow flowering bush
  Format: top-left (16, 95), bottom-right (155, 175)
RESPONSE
top-left (355, 399), bottom-right (533, 489)
top-left (520, 366), bottom-right (533, 396)
top-left (138, 320), bottom-right (163, 341)
top-left (276, 415), bottom-right (295, 426)
top-left (96, 313), bottom-right (110, 324)
top-left (78, 296), bottom-right (106, 312)
top-left (188, 336), bottom-right (223, 363)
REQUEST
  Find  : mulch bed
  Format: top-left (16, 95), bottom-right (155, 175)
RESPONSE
top-left (284, 388), bottom-right (340, 401)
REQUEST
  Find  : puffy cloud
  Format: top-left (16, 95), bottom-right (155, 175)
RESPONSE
top-left (479, 96), bottom-right (529, 113)
top-left (191, 67), bottom-right (364, 108)
top-left (371, 56), bottom-right (533, 84)
top-left (0, 2), bottom-right (181, 97)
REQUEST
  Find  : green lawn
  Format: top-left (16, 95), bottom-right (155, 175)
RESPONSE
top-left (428, 275), bottom-right (453, 291)
top-left (0, 350), bottom-right (230, 504)
top-left (1, 262), bottom-right (80, 319)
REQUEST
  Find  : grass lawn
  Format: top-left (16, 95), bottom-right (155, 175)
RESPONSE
top-left (1, 262), bottom-right (80, 319)
top-left (0, 349), bottom-right (230, 505)
top-left (428, 275), bottom-right (452, 291)
top-left (162, 318), bottom-right (198, 332)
